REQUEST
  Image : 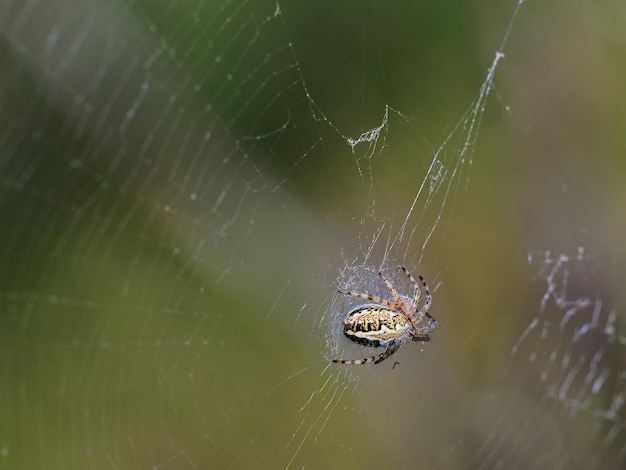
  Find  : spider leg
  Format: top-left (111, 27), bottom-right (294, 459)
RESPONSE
top-left (422, 312), bottom-right (438, 326)
top-left (401, 267), bottom-right (421, 316)
top-left (407, 274), bottom-right (434, 324)
top-left (378, 271), bottom-right (406, 309)
top-left (412, 311), bottom-right (438, 336)
top-left (412, 274), bottom-right (435, 324)
top-left (337, 289), bottom-right (399, 310)
top-left (410, 333), bottom-right (432, 342)
top-left (332, 341), bottom-right (400, 365)
top-left (373, 341), bottom-right (401, 364)
top-left (418, 275), bottom-right (432, 313)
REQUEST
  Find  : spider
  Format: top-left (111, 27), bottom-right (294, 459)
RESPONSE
top-left (332, 267), bottom-right (438, 365)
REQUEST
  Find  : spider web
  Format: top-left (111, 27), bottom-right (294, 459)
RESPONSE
top-left (504, 249), bottom-right (626, 465)
top-left (1, 0), bottom-right (625, 468)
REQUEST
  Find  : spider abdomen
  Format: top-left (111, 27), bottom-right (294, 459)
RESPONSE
top-left (342, 306), bottom-right (410, 347)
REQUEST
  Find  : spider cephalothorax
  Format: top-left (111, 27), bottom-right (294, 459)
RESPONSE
top-left (332, 267), bottom-right (438, 365)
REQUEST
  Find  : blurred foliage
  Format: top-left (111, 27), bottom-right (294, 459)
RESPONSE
top-left (1, 0), bottom-right (625, 468)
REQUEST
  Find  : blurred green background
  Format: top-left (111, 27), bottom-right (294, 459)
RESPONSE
top-left (1, 0), bottom-right (625, 468)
